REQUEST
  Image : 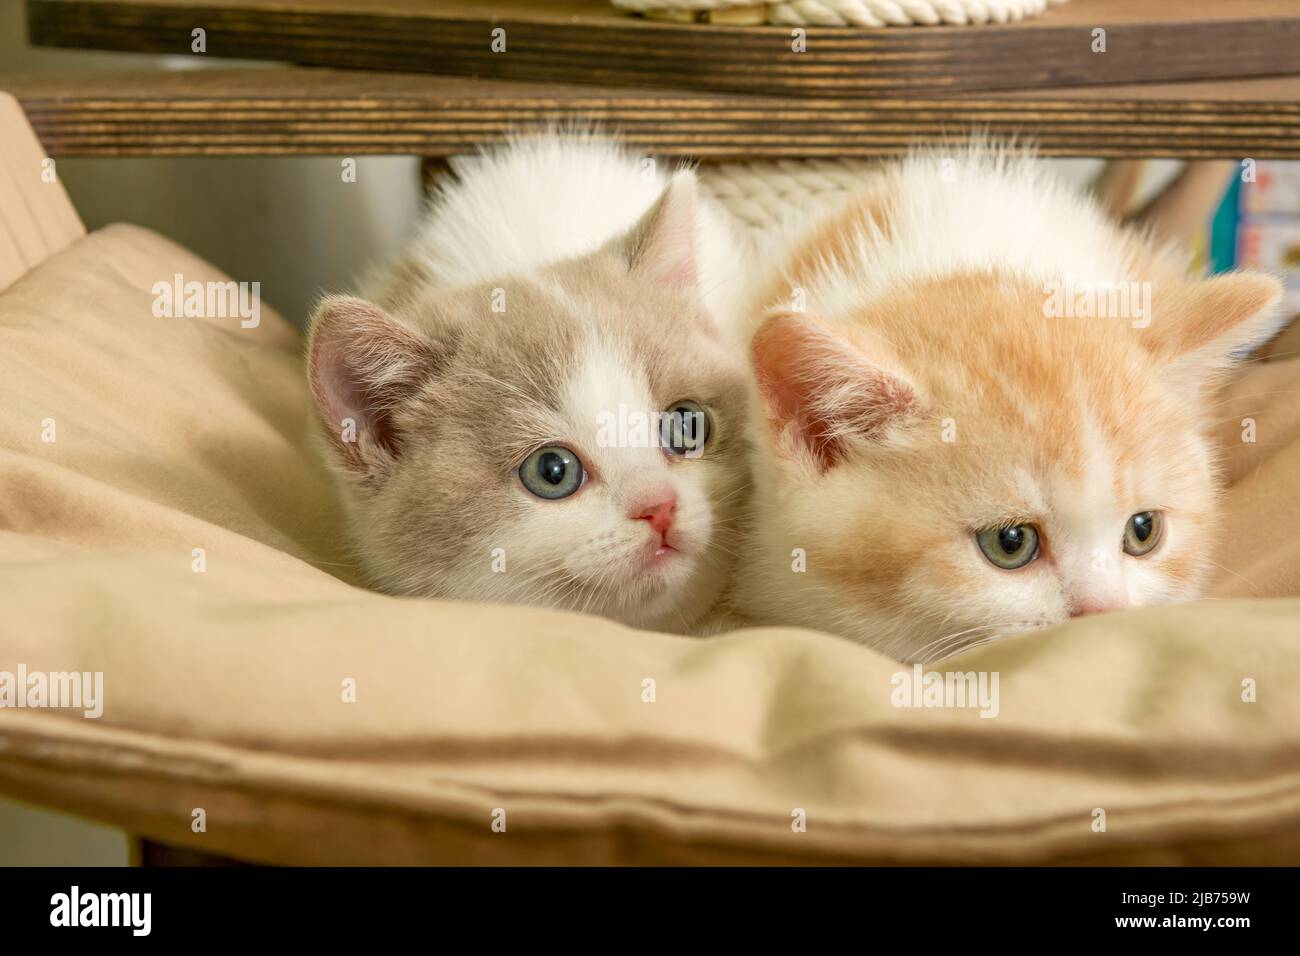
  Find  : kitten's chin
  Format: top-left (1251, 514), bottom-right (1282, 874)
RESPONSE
top-left (615, 568), bottom-right (698, 630)
top-left (592, 550), bottom-right (720, 634)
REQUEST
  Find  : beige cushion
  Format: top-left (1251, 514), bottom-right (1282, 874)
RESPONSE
top-left (0, 92), bottom-right (84, 293)
top-left (1, 223), bottom-right (1299, 864)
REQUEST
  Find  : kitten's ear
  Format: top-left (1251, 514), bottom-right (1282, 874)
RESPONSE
top-left (308, 294), bottom-right (448, 471)
top-left (1145, 272), bottom-right (1283, 399)
top-left (752, 312), bottom-right (920, 471)
top-left (622, 173), bottom-right (698, 290)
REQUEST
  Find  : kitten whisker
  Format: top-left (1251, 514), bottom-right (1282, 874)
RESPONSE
top-left (1202, 559), bottom-right (1259, 595)
top-left (904, 622), bottom-right (1031, 664)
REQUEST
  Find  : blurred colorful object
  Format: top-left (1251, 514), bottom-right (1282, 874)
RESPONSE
top-left (1231, 161), bottom-right (1300, 323)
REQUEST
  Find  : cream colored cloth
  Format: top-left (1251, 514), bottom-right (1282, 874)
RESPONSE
top-left (0, 94), bottom-right (83, 293)
top-left (1, 223), bottom-right (1299, 865)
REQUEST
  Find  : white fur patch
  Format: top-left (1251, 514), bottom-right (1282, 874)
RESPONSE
top-left (401, 133), bottom-right (747, 328)
top-left (771, 147), bottom-right (1186, 329)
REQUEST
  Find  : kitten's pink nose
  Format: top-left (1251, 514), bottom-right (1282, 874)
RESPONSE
top-left (634, 497), bottom-right (677, 537)
top-left (1069, 597), bottom-right (1128, 618)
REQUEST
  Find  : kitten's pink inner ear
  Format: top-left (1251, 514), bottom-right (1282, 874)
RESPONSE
top-left (308, 295), bottom-right (443, 461)
top-left (751, 312), bottom-right (918, 470)
top-left (626, 174), bottom-right (698, 289)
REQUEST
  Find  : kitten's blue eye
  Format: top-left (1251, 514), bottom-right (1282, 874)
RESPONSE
top-left (1123, 511), bottom-right (1163, 556)
top-left (975, 524), bottom-right (1039, 570)
top-left (660, 400), bottom-right (711, 456)
top-left (519, 446), bottom-right (585, 500)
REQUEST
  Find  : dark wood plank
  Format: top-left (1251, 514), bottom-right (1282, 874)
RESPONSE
top-left (25, 0), bottom-right (1300, 99)
top-left (137, 838), bottom-right (255, 867)
top-left (5, 69), bottom-right (1299, 159)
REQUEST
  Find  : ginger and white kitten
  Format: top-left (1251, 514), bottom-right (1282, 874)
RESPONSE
top-left (736, 147), bottom-right (1282, 661)
top-left (307, 135), bottom-right (750, 632)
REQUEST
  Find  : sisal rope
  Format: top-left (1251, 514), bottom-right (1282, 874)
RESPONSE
top-left (613, 0), bottom-right (1068, 27)
top-left (698, 157), bottom-right (883, 231)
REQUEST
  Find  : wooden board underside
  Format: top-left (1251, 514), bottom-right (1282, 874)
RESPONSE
top-left (5, 70), bottom-right (1299, 159)
top-left (25, 0), bottom-right (1300, 98)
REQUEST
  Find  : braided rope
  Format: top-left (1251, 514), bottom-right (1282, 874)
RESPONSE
top-left (699, 158), bottom-right (883, 231)
top-left (614, 0), bottom-right (1067, 27)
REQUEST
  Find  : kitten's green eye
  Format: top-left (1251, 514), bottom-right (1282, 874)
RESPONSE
top-left (975, 524), bottom-right (1039, 570)
top-left (519, 446), bottom-right (585, 500)
top-left (1123, 511), bottom-right (1163, 556)
top-left (660, 400), bottom-right (711, 456)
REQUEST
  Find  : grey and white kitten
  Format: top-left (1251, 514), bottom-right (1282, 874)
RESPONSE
top-left (307, 135), bottom-right (751, 632)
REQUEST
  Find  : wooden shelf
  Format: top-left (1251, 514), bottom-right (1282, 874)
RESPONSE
top-left (5, 69), bottom-right (1299, 158)
top-left (26, 0), bottom-right (1300, 98)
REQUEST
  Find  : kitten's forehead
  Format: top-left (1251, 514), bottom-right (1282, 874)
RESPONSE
top-left (937, 365), bottom-right (1211, 548)
top-left (426, 268), bottom-right (736, 460)
top-left (1029, 411), bottom-right (1129, 534)
top-left (562, 336), bottom-right (654, 424)
top-left (398, 236), bottom-right (740, 449)
top-left (873, 273), bottom-right (1212, 526)
top-left (494, 257), bottom-right (732, 401)
top-left (902, 276), bottom-right (1158, 421)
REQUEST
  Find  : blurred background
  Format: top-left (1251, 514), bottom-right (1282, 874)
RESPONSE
top-left (0, 3), bottom-right (420, 331)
